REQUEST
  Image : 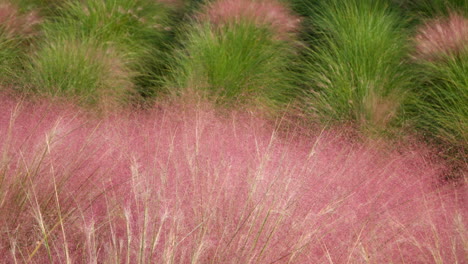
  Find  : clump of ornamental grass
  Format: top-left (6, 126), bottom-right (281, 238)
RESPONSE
top-left (0, 35), bottom-right (20, 85)
top-left (29, 38), bottom-right (136, 109)
top-left (168, 0), bottom-right (300, 112)
top-left (27, 0), bottom-right (174, 107)
top-left (409, 13), bottom-right (467, 170)
top-left (1, 94), bottom-right (465, 263)
top-left (0, 1), bottom-right (41, 84)
top-left (301, 0), bottom-right (414, 132)
top-left (418, 51), bottom-right (468, 159)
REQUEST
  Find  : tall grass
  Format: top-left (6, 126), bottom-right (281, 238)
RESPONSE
top-left (29, 38), bottom-right (135, 108)
top-left (0, 94), bottom-right (465, 263)
top-left (27, 0), bottom-right (174, 107)
top-left (0, 35), bottom-right (19, 84)
top-left (0, 1), bottom-right (41, 85)
top-left (301, 0), bottom-right (414, 131)
top-left (0, 96), bottom-right (109, 263)
top-left (409, 13), bottom-right (468, 167)
top-left (168, 0), bottom-right (300, 111)
top-left (170, 23), bottom-right (296, 107)
top-left (416, 51), bottom-right (468, 148)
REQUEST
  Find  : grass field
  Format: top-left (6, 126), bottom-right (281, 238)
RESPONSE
top-left (0, 0), bottom-right (466, 262)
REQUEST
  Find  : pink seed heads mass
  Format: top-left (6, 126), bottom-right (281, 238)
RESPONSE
top-left (0, 94), bottom-right (466, 263)
top-left (199, 0), bottom-right (301, 39)
top-left (414, 12), bottom-right (468, 60)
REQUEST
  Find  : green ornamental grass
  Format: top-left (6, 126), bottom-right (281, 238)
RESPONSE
top-left (168, 21), bottom-right (297, 110)
top-left (412, 49), bottom-right (468, 153)
top-left (301, 0), bottom-right (414, 131)
top-left (29, 38), bottom-right (134, 106)
top-left (304, 0), bottom-right (413, 129)
top-left (167, 0), bottom-right (301, 111)
top-left (0, 36), bottom-right (19, 84)
top-left (0, 1), bottom-right (40, 85)
top-left (28, 0), bottom-right (174, 105)
top-left (407, 11), bottom-right (467, 167)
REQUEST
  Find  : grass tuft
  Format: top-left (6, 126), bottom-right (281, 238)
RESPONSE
top-left (28, 38), bottom-right (135, 108)
top-left (168, 0), bottom-right (300, 112)
top-left (26, 0), bottom-right (175, 107)
top-left (301, 0), bottom-right (414, 132)
top-left (0, 1), bottom-right (41, 84)
top-left (171, 23), bottom-right (297, 108)
top-left (407, 12), bottom-right (467, 173)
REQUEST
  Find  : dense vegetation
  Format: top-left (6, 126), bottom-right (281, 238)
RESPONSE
top-left (0, 0), bottom-right (466, 262)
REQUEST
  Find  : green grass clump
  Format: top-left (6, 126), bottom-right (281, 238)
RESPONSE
top-left (28, 0), bottom-right (174, 106)
top-left (411, 49), bottom-right (467, 156)
top-left (301, 0), bottom-right (414, 131)
top-left (0, 1), bottom-right (41, 86)
top-left (168, 21), bottom-right (298, 110)
top-left (0, 36), bottom-right (20, 84)
top-left (29, 38), bottom-right (134, 107)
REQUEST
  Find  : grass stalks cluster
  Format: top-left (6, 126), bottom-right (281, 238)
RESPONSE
top-left (28, 0), bottom-right (174, 106)
top-left (301, 0), bottom-right (414, 131)
top-left (168, 0), bottom-right (299, 110)
top-left (409, 11), bottom-right (468, 167)
top-left (425, 54), bottom-right (467, 147)
top-left (29, 38), bottom-right (135, 108)
top-left (411, 52), bottom-right (468, 160)
top-left (0, 1), bottom-right (40, 83)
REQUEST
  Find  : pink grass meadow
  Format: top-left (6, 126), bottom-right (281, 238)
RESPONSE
top-left (199, 0), bottom-right (301, 40)
top-left (0, 94), bottom-right (466, 263)
top-left (414, 12), bottom-right (468, 60)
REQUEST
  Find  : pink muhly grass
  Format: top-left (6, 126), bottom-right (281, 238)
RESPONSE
top-left (414, 12), bottom-right (468, 60)
top-left (0, 94), bottom-right (466, 263)
top-left (0, 95), bottom-right (121, 263)
top-left (199, 0), bottom-right (301, 40)
top-left (0, 2), bottom-right (41, 39)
